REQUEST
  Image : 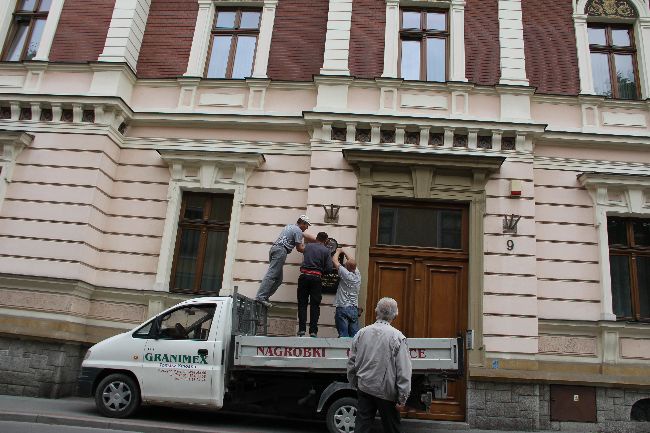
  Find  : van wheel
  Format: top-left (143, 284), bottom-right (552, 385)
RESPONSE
top-left (94, 373), bottom-right (140, 418)
top-left (326, 396), bottom-right (358, 433)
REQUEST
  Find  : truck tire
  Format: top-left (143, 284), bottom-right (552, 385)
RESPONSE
top-left (94, 373), bottom-right (140, 418)
top-left (326, 396), bottom-right (358, 433)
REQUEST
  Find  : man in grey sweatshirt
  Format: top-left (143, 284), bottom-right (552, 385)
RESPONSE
top-left (347, 297), bottom-right (412, 433)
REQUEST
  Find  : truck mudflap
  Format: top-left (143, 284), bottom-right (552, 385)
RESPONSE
top-left (77, 367), bottom-right (102, 397)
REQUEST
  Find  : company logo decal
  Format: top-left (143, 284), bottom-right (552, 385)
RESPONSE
top-left (144, 352), bottom-right (208, 365)
top-left (256, 346), bottom-right (327, 358)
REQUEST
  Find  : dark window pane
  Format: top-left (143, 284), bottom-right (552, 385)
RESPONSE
top-left (402, 12), bottom-right (420, 29)
top-left (426, 37), bottom-right (445, 82)
top-left (633, 221), bottom-right (650, 247)
top-left (591, 52), bottom-right (612, 97)
top-left (400, 40), bottom-right (420, 80)
top-left (18, 0), bottom-right (36, 11)
top-left (5, 21), bottom-right (29, 61)
top-left (588, 27), bottom-right (606, 45)
top-left (240, 11), bottom-right (260, 29)
top-left (378, 206), bottom-right (462, 249)
top-left (426, 12), bottom-right (445, 31)
top-left (439, 210), bottom-right (462, 249)
top-left (38, 0), bottom-right (52, 11)
top-left (200, 231), bottom-right (228, 293)
top-left (215, 11), bottom-right (236, 28)
top-left (184, 195), bottom-right (205, 220)
top-left (209, 196), bottom-right (233, 222)
top-left (612, 29), bottom-right (631, 47)
top-left (206, 35), bottom-right (232, 78)
top-left (610, 255), bottom-right (633, 318)
top-left (174, 229), bottom-right (201, 291)
top-left (636, 256), bottom-right (650, 319)
top-left (24, 18), bottom-right (46, 60)
top-left (608, 218), bottom-right (628, 246)
top-left (231, 35), bottom-right (256, 79)
top-left (614, 54), bottom-right (637, 100)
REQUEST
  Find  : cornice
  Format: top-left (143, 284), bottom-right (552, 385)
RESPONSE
top-left (303, 111), bottom-right (547, 134)
top-left (125, 136), bottom-right (310, 155)
top-left (539, 129), bottom-right (650, 148)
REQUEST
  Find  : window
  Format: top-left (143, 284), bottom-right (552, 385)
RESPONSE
top-left (588, 24), bottom-right (639, 99)
top-left (399, 9), bottom-right (448, 82)
top-left (171, 193), bottom-right (233, 294)
top-left (156, 305), bottom-right (216, 341)
top-left (608, 217), bottom-right (650, 321)
top-left (376, 204), bottom-right (463, 249)
top-left (205, 8), bottom-right (261, 79)
top-left (2, 0), bottom-right (50, 61)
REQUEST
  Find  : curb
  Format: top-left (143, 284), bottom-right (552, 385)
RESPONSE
top-left (0, 411), bottom-right (231, 433)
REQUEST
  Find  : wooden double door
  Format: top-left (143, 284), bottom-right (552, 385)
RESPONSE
top-left (367, 200), bottom-right (468, 421)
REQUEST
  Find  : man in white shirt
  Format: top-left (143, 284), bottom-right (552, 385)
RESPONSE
top-left (332, 249), bottom-right (361, 337)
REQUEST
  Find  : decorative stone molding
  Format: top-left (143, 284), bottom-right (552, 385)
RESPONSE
top-left (98, 0), bottom-right (152, 71)
top-left (585, 0), bottom-right (637, 18)
top-left (498, 0), bottom-right (529, 86)
top-left (344, 147), bottom-right (503, 367)
top-left (320, 0), bottom-right (353, 75)
top-left (578, 171), bottom-right (650, 321)
top-left (0, 131), bottom-right (33, 212)
top-left (185, 0), bottom-right (278, 78)
top-left (154, 149), bottom-right (264, 295)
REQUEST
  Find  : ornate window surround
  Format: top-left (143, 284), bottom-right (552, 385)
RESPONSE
top-left (0, 0), bottom-right (65, 62)
top-left (153, 149), bottom-right (264, 295)
top-left (574, 0), bottom-right (650, 99)
top-left (382, 0), bottom-right (467, 82)
top-left (578, 171), bottom-right (650, 321)
top-left (0, 131), bottom-right (32, 213)
top-left (184, 0), bottom-right (278, 78)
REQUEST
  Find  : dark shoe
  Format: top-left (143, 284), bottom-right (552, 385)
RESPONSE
top-left (297, 331), bottom-right (305, 337)
top-left (310, 333), bottom-right (317, 338)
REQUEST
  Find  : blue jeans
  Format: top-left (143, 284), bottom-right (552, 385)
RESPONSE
top-left (335, 306), bottom-right (359, 337)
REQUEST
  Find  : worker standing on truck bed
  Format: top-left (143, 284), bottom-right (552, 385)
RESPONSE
top-left (255, 215), bottom-right (316, 308)
top-left (297, 231), bottom-right (332, 337)
top-left (347, 297), bottom-right (412, 433)
top-left (332, 248), bottom-right (361, 337)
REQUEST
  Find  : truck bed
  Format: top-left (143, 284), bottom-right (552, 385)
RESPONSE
top-left (233, 336), bottom-right (458, 372)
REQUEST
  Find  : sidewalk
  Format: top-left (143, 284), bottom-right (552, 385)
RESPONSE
top-left (0, 395), bottom-right (535, 433)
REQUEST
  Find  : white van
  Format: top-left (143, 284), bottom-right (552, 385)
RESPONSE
top-left (78, 293), bottom-right (459, 433)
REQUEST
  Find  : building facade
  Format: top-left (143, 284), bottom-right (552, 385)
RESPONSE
top-left (1, 0), bottom-right (650, 430)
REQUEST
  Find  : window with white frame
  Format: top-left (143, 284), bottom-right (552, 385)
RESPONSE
top-left (382, 0), bottom-right (465, 82)
top-left (185, 0), bottom-right (277, 79)
top-left (575, 0), bottom-right (648, 99)
top-left (2, 0), bottom-right (51, 61)
top-left (205, 8), bottom-right (261, 79)
top-left (399, 8), bottom-right (448, 82)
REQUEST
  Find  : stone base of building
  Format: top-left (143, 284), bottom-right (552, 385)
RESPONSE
top-left (468, 380), bottom-right (650, 432)
top-left (0, 336), bottom-right (87, 398)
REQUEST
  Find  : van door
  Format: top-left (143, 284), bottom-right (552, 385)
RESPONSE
top-left (140, 302), bottom-right (223, 405)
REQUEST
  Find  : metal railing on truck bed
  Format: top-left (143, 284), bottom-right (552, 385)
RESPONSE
top-left (231, 286), bottom-right (268, 336)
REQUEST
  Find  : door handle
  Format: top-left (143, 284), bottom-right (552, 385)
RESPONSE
top-left (198, 349), bottom-right (208, 356)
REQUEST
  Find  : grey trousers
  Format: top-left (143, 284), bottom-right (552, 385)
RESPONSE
top-left (255, 245), bottom-right (288, 301)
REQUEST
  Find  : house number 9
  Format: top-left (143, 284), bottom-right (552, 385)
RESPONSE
top-left (506, 240), bottom-right (514, 251)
